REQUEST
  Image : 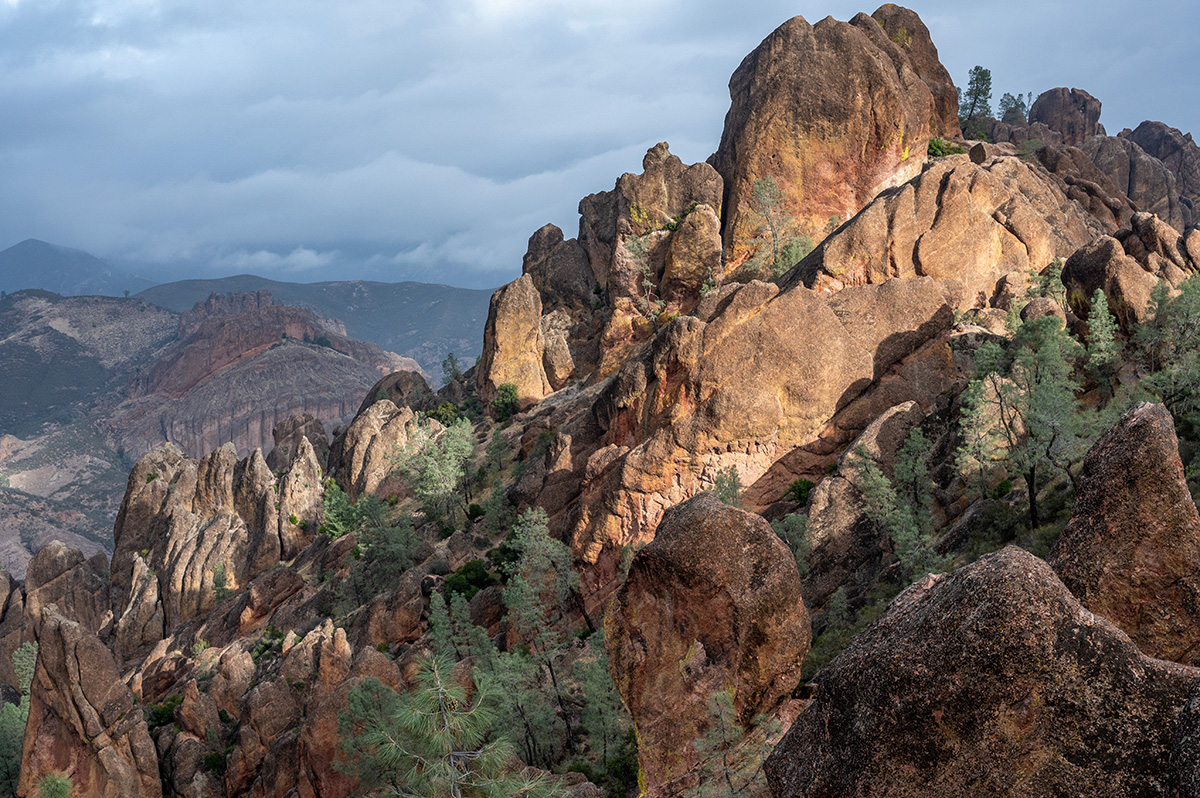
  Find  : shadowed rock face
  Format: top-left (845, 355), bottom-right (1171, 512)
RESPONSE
top-left (1085, 134), bottom-right (1193, 231)
top-left (766, 546), bottom-right (1200, 797)
top-left (266, 412), bottom-right (330, 473)
top-left (606, 492), bottom-right (809, 797)
top-left (1122, 120), bottom-right (1200, 212)
top-left (1051, 403), bottom-right (1200, 666)
top-left (21, 608), bottom-right (162, 798)
top-left (711, 8), bottom-right (940, 266)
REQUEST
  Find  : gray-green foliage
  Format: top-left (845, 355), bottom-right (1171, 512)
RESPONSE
top-left (713, 466), bottom-right (741, 507)
top-left (1136, 276), bottom-right (1200, 422)
top-left (853, 429), bottom-right (941, 582)
top-left (958, 309), bottom-right (1092, 528)
top-left (337, 656), bottom-right (563, 797)
top-left (333, 493), bottom-right (416, 613)
top-left (770, 513), bottom-right (809, 577)
top-left (624, 234), bottom-right (663, 318)
top-left (493, 508), bottom-right (582, 765)
top-left (0, 642), bottom-right (38, 798)
top-left (393, 418), bottom-right (476, 518)
top-left (212, 560), bottom-right (231, 602)
top-left (579, 634), bottom-right (631, 771)
top-left (747, 176), bottom-right (811, 279)
top-left (1086, 288), bottom-right (1121, 395)
top-left (36, 774), bottom-right (72, 798)
top-left (686, 690), bottom-right (778, 797)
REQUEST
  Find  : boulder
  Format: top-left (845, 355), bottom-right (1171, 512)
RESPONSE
top-left (475, 273), bottom-right (551, 409)
top-left (765, 546), bottom-right (1200, 796)
top-left (20, 608), bottom-right (162, 798)
top-left (1028, 87), bottom-right (1106, 146)
top-left (711, 9), bottom-right (940, 266)
top-left (606, 493), bottom-right (810, 796)
top-left (265, 412), bottom-right (329, 472)
top-left (1062, 235), bottom-right (1158, 329)
top-left (327, 400), bottom-right (415, 502)
top-left (356, 369), bottom-right (436, 416)
top-left (793, 155), bottom-right (1101, 309)
top-left (1050, 403), bottom-right (1200, 666)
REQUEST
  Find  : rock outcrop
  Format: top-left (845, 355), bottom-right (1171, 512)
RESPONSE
top-left (766, 546), bottom-right (1199, 796)
top-left (109, 441), bottom-right (324, 665)
top-left (1084, 134), bottom-right (1192, 231)
top-left (870, 4), bottom-right (959, 138)
top-left (23, 542), bottom-right (111, 636)
top-left (1028, 87), bottom-right (1106, 146)
top-left (793, 154), bottom-right (1102, 308)
top-left (1050, 403), bottom-right (1200, 666)
top-left (606, 493), bottom-right (810, 796)
top-left (710, 8), bottom-right (943, 265)
top-left (803, 402), bottom-right (925, 612)
top-left (1122, 120), bottom-right (1200, 213)
top-left (327, 400), bottom-right (416, 502)
top-left (476, 273), bottom-right (551, 408)
top-left (20, 608), bottom-right (161, 798)
top-left (265, 412), bottom-right (330, 472)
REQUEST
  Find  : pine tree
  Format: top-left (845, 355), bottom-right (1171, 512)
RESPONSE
top-left (579, 634), bottom-right (631, 772)
top-left (1086, 288), bottom-right (1121, 397)
top-left (686, 690), bottom-right (778, 797)
top-left (713, 466), bottom-right (741, 507)
top-left (959, 312), bottom-right (1092, 528)
top-left (36, 774), bottom-right (72, 798)
top-left (393, 418), bottom-right (477, 519)
top-left (499, 509), bottom-right (581, 755)
top-left (770, 514), bottom-right (809, 576)
top-left (957, 66), bottom-right (993, 139)
top-left (852, 430), bottom-right (941, 583)
top-left (338, 656), bottom-right (563, 797)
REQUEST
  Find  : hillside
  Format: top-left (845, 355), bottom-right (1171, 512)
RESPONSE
top-left (0, 239), bottom-right (154, 297)
top-left (0, 289), bottom-right (424, 574)
top-left (8, 5), bottom-right (1200, 798)
top-left (137, 275), bottom-right (493, 375)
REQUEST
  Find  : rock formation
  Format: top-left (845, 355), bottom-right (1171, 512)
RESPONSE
top-left (1121, 120), bottom-right (1200, 213)
top-left (327, 400), bottom-right (416, 502)
top-left (20, 608), bottom-right (161, 798)
top-left (109, 441), bottom-right (324, 665)
top-left (766, 546), bottom-right (1199, 796)
top-left (1084, 135), bottom-right (1193, 231)
top-left (606, 493), bottom-right (810, 796)
top-left (792, 154), bottom-right (1102, 307)
top-left (710, 10), bottom-right (944, 266)
top-left (1050, 403), bottom-right (1200, 666)
top-left (265, 412), bottom-right (330, 472)
top-left (1028, 87), bottom-right (1106, 146)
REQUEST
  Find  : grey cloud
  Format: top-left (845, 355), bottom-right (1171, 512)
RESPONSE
top-left (0, 0), bottom-right (1196, 289)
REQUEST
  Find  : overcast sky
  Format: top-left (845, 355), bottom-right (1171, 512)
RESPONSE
top-left (1, 1), bottom-right (1196, 289)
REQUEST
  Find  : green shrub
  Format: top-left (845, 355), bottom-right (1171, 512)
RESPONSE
top-left (203, 751), bottom-right (226, 775)
top-left (491, 382), bottom-right (520, 421)
top-left (787, 478), bottom-right (815, 505)
top-left (147, 693), bottom-right (184, 730)
top-left (927, 137), bottom-right (966, 157)
top-left (466, 503), bottom-right (485, 520)
top-left (444, 560), bottom-right (497, 601)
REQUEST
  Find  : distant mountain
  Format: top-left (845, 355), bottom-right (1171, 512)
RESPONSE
top-left (0, 239), bottom-right (155, 297)
top-left (137, 275), bottom-right (494, 375)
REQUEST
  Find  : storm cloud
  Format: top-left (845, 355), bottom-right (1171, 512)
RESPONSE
top-left (1, 0), bottom-right (1195, 288)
